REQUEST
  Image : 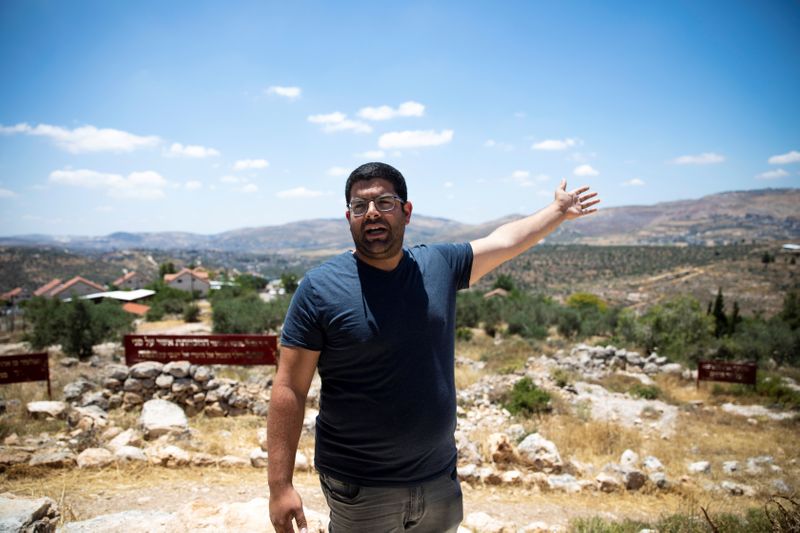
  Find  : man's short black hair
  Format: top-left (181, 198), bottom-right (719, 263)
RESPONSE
top-left (345, 162), bottom-right (408, 203)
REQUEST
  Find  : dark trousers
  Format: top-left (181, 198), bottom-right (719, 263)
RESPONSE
top-left (319, 469), bottom-right (463, 533)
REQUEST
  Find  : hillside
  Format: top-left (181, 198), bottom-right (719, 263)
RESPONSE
top-left (1, 188), bottom-right (798, 254)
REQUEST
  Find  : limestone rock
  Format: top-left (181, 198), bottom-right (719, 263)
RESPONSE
top-left (649, 471), bottom-right (669, 489)
top-left (139, 399), bottom-right (188, 439)
top-left (77, 448), bottom-right (115, 468)
top-left (620, 449), bottom-right (639, 469)
top-left (463, 511), bottom-right (515, 533)
top-left (155, 374), bottom-right (174, 389)
top-left (163, 360), bottom-right (191, 378)
top-left (546, 474), bottom-right (583, 493)
top-left (517, 433), bottom-right (563, 473)
top-left (29, 448), bottom-right (76, 468)
top-left (0, 494), bottom-right (59, 533)
top-left (256, 427), bottom-right (268, 451)
top-left (191, 452), bottom-right (216, 467)
top-left (623, 469), bottom-right (646, 490)
top-left (27, 401), bottom-right (68, 419)
top-left (151, 445), bottom-right (190, 467)
top-left (250, 448), bottom-right (268, 468)
top-left (191, 366), bottom-right (212, 382)
top-left (596, 472), bottom-right (620, 492)
top-left (130, 361), bottom-right (164, 379)
top-left (642, 455), bottom-right (664, 472)
top-left (219, 455), bottom-right (249, 467)
top-left (107, 428), bottom-right (143, 452)
top-left (115, 446), bottom-right (147, 463)
top-left (59, 510), bottom-right (177, 532)
top-left (0, 447), bottom-right (33, 468)
top-left (688, 461), bottom-right (711, 474)
top-left (500, 470), bottom-right (523, 485)
top-left (105, 364), bottom-right (130, 381)
top-left (486, 432), bottom-right (517, 464)
top-left (63, 378), bottom-right (95, 401)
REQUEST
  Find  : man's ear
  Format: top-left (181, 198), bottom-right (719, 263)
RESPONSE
top-left (403, 201), bottom-right (413, 225)
top-left (345, 210), bottom-right (351, 222)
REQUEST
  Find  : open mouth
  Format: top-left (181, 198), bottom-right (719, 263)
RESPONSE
top-left (364, 225), bottom-right (389, 240)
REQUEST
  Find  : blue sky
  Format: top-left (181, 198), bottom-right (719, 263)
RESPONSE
top-left (1, 0), bottom-right (798, 236)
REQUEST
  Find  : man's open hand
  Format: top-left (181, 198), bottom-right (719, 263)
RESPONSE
top-left (554, 179), bottom-right (600, 220)
top-left (269, 485), bottom-right (307, 533)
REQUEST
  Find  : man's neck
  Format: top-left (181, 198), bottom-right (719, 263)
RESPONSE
top-left (353, 250), bottom-right (404, 271)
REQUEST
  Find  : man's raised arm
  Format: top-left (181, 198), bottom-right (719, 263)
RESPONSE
top-left (469, 179), bottom-right (599, 286)
top-left (268, 345), bottom-right (320, 533)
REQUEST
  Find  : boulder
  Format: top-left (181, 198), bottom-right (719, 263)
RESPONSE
top-left (59, 510), bottom-right (177, 532)
top-left (500, 470), bottom-right (523, 485)
top-left (155, 374), bottom-right (174, 389)
top-left (596, 472), bottom-right (620, 492)
top-left (151, 445), bottom-right (191, 467)
top-left (649, 471), bottom-right (669, 489)
top-left (463, 511), bottom-right (514, 533)
top-left (517, 433), bottom-right (563, 473)
top-left (256, 427), bottom-right (268, 451)
top-left (623, 469), bottom-right (647, 490)
top-left (642, 455), bottom-right (664, 472)
top-left (163, 360), bottom-right (191, 378)
top-left (139, 399), bottom-right (188, 439)
top-left (123, 378), bottom-right (143, 392)
top-left (27, 401), bottom-right (68, 419)
top-left (0, 448), bottom-right (33, 468)
top-left (661, 363), bottom-right (683, 375)
top-left (192, 366), bottom-right (212, 382)
top-left (105, 364), bottom-right (130, 381)
top-left (250, 448), bottom-right (269, 468)
top-left (688, 461), bottom-right (711, 474)
top-left (219, 455), bottom-right (249, 467)
top-left (620, 449), bottom-right (639, 469)
top-left (458, 464), bottom-right (480, 483)
top-left (191, 453), bottom-right (216, 467)
top-left (115, 446), bottom-right (148, 463)
top-left (0, 494), bottom-right (59, 533)
top-left (77, 448), bottom-right (115, 468)
top-left (722, 460), bottom-right (739, 474)
top-left (486, 432), bottom-right (517, 464)
top-left (29, 448), bottom-right (76, 468)
top-left (546, 474), bottom-right (583, 493)
top-left (130, 361), bottom-right (164, 379)
top-left (63, 378), bottom-right (95, 401)
top-left (107, 428), bottom-right (143, 452)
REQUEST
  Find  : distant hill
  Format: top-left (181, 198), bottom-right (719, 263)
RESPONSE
top-left (2, 188), bottom-right (798, 254)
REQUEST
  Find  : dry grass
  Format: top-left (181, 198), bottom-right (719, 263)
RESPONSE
top-left (540, 415), bottom-right (644, 466)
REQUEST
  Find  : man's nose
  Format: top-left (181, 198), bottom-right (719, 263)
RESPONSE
top-left (364, 200), bottom-right (381, 218)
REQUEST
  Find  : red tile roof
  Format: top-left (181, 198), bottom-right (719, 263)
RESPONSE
top-left (122, 302), bottom-right (150, 316)
top-left (164, 268), bottom-right (209, 283)
top-left (34, 278), bottom-right (62, 297)
top-left (1, 287), bottom-right (22, 301)
top-left (50, 276), bottom-right (105, 297)
top-left (113, 271), bottom-right (138, 286)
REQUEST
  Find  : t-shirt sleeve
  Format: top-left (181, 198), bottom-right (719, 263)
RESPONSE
top-left (280, 275), bottom-right (324, 351)
top-left (434, 242), bottom-right (474, 291)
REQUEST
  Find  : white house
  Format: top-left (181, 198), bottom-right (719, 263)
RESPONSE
top-left (164, 268), bottom-right (210, 296)
top-left (113, 271), bottom-right (148, 290)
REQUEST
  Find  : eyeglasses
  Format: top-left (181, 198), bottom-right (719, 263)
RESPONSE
top-left (347, 194), bottom-right (404, 217)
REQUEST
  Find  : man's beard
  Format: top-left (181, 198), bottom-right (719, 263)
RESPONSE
top-left (350, 220), bottom-right (405, 261)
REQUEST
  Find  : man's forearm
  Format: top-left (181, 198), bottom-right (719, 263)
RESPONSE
top-left (470, 202), bottom-right (566, 284)
top-left (267, 383), bottom-right (306, 490)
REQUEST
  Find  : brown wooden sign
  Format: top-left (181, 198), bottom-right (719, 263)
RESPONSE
top-left (124, 334), bottom-right (277, 366)
top-left (0, 352), bottom-right (51, 399)
top-left (697, 360), bottom-right (757, 388)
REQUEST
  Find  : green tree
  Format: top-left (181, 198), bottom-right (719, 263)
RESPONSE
top-left (63, 297), bottom-right (95, 359)
top-left (492, 274), bottom-right (515, 292)
top-left (159, 261), bottom-right (177, 279)
top-left (780, 289), bottom-right (800, 330)
top-left (24, 297), bottom-right (65, 349)
top-left (280, 273), bottom-right (299, 294)
top-left (711, 287), bottom-right (728, 338)
top-left (635, 296), bottom-right (714, 366)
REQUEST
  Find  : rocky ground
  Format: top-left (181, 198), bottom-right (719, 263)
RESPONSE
top-left (1, 328), bottom-right (799, 532)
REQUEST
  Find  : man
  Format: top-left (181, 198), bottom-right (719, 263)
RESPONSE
top-left (268, 162), bottom-right (599, 532)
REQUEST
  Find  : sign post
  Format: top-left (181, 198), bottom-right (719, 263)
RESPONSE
top-left (0, 352), bottom-right (51, 399)
top-left (697, 360), bottom-right (758, 389)
top-left (124, 334), bottom-right (277, 366)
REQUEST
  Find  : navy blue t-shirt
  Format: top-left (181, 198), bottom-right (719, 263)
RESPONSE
top-left (280, 243), bottom-right (473, 486)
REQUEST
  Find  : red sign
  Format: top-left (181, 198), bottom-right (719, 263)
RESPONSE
top-left (697, 360), bottom-right (757, 387)
top-left (124, 334), bottom-right (277, 366)
top-left (0, 352), bottom-right (51, 398)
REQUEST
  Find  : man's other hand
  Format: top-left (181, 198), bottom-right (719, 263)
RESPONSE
top-left (269, 485), bottom-right (308, 533)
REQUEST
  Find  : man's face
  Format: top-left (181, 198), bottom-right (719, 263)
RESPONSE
top-left (346, 178), bottom-right (412, 266)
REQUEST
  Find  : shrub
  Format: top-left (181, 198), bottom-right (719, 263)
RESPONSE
top-left (183, 303), bottom-right (201, 322)
top-left (503, 377), bottom-right (552, 417)
top-left (455, 327), bottom-right (473, 342)
top-left (629, 383), bottom-right (660, 400)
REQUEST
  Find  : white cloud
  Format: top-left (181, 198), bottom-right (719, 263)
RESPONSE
top-left (356, 150), bottom-right (386, 159)
top-left (95, 205), bottom-right (113, 212)
top-left (0, 188), bottom-right (17, 198)
top-left (220, 175), bottom-right (241, 184)
top-left (510, 170), bottom-right (534, 187)
top-left (308, 112), bottom-right (372, 134)
top-left (276, 186), bottom-right (324, 199)
top-left (532, 138), bottom-right (580, 151)
top-left (622, 178), bottom-right (645, 186)
top-left (241, 183), bottom-right (259, 193)
top-left (574, 164), bottom-right (599, 177)
top-left (167, 143), bottom-right (220, 158)
top-left (234, 158), bottom-right (269, 170)
top-left (512, 170), bottom-right (530, 179)
top-left (357, 101), bottom-right (425, 121)
top-left (378, 129), bottom-right (454, 149)
top-left (0, 122), bottom-right (160, 153)
top-left (484, 139), bottom-right (514, 151)
top-left (756, 169), bottom-right (789, 180)
top-left (266, 85), bottom-right (302, 100)
top-left (671, 152), bottom-right (725, 165)
top-left (49, 168), bottom-right (168, 199)
top-left (768, 150), bottom-right (800, 165)
top-left (444, 181), bottom-right (454, 188)
top-left (185, 180), bottom-right (203, 190)
top-left (327, 166), bottom-right (349, 177)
